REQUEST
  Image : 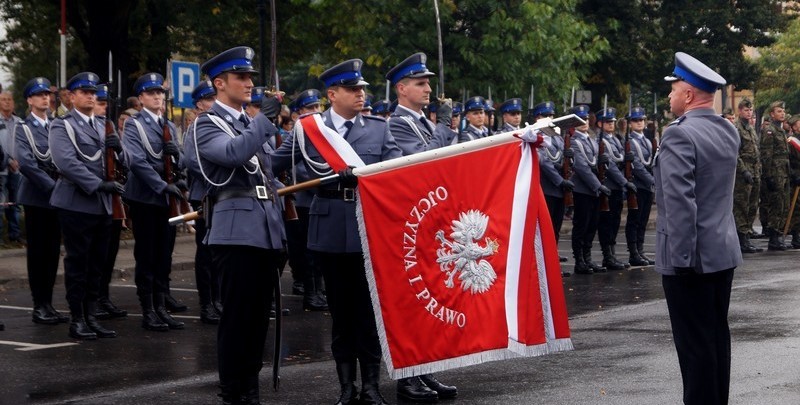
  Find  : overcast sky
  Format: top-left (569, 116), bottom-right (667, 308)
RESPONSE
top-left (0, 21), bottom-right (12, 88)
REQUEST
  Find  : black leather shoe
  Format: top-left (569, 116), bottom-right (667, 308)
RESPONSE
top-left (559, 255), bottom-right (568, 262)
top-left (94, 306), bottom-right (111, 320)
top-left (32, 305), bottom-right (60, 325)
top-left (200, 304), bottom-right (221, 325)
top-left (361, 387), bottom-right (390, 405)
top-left (213, 300), bottom-right (224, 315)
top-left (586, 260), bottom-right (605, 273)
top-left (602, 257), bottom-right (625, 271)
top-left (335, 382), bottom-right (359, 405)
top-left (292, 281), bottom-right (305, 295)
top-left (141, 310), bottom-right (169, 332)
top-left (561, 271), bottom-right (571, 278)
top-left (303, 294), bottom-right (329, 311)
top-left (69, 318), bottom-right (98, 340)
top-left (98, 297), bottom-right (127, 318)
top-left (628, 255), bottom-right (650, 266)
top-left (48, 303), bottom-right (70, 323)
top-left (396, 376), bottom-right (438, 403)
top-left (419, 374), bottom-right (457, 399)
top-left (86, 317), bottom-right (117, 338)
top-left (164, 294), bottom-right (188, 312)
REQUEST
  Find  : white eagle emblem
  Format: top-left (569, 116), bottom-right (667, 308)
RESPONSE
top-left (435, 209), bottom-right (499, 294)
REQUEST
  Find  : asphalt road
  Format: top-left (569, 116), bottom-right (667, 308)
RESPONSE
top-left (1, 234), bottom-right (799, 404)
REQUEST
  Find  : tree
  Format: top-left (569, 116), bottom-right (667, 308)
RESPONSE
top-left (756, 17), bottom-right (800, 113)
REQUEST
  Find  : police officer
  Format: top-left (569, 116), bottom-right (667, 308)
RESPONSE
top-left (287, 89), bottom-right (328, 311)
top-left (733, 99), bottom-right (763, 253)
top-left (184, 46), bottom-right (286, 404)
top-left (122, 72), bottom-right (186, 331)
top-left (14, 78), bottom-right (67, 325)
top-left (485, 98), bottom-right (496, 133)
top-left (623, 107), bottom-right (656, 266)
top-left (387, 52), bottom-right (456, 157)
top-left (596, 107), bottom-right (637, 270)
top-left (760, 100), bottom-right (791, 250)
top-left (272, 59), bottom-right (402, 405)
top-left (385, 52), bottom-right (459, 402)
top-left (185, 79), bottom-right (222, 324)
top-left (91, 83), bottom-right (128, 319)
top-left (498, 98), bottom-right (523, 133)
top-left (451, 102), bottom-right (463, 132)
top-left (569, 105), bottom-right (609, 274)
top-left (658, 51), bottom-right (742, 405)
top-left (362, 93), bottom-right (373, 116)
top-left (48, 72), bottom-right (122, 339)
top-left (535, 101), bottom-right (573, 265)
top-left (459, 96), bottom-right (488, 142)
top-left (245, 86), bottom-right (264, 120)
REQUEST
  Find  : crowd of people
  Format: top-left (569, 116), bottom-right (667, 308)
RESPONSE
top-left (0, 46), bottom-right (784, 405)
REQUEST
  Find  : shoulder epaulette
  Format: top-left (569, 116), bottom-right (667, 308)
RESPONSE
top-left (668, 116), bottom-right (685, 127)
top-left (363, 114), bottom-right (386, 122)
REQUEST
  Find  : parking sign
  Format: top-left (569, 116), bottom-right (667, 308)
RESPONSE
top-left (171, 61), bottom-right (200, 109)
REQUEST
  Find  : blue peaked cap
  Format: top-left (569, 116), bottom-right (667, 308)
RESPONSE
top-left (23, 77), bottom-right (52, 98)
top-left (385, 52), bottom-right (435, 85)
top-left (66, 72), bottom-right (99, 92)
top-left (465, 96), bottom-right (486, 112)
top-left (133, 73), bottom-right (165, 95)
top-left (320, 59), bottom-right (369, 88)
top-left (532, 101), bottom-right (555, 117)
top-left (192, 80), bottom-right (216, 105)
top-left (499, 98), bottom-right (523, 114)
top-left (664, 52), bottom-right (726, 94)
top-left (201, 46), bottom-right (258, 79)
top-left (570, 105), bottom-right (590, 119)
top-left (626, 106), bottom-right (646, 120)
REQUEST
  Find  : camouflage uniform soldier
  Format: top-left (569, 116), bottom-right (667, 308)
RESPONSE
top-left (759, 101), bottom-right (791, 250)
top-left (785, 115), bottom-right (800, 248)
top-left (733, 99), bottom-right (762, 253)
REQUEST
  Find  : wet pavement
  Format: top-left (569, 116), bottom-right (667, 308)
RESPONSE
top-left (1, 232), bottom-right (800, 404)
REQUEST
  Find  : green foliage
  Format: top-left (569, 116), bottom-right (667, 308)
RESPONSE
top-left (756, 17), bottom-right (800, 113)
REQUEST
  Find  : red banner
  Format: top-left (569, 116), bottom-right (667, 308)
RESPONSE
top-left (356, 139), bottom-right (572, 379)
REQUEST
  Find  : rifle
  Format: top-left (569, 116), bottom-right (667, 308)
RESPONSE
top-left (162, 91), bottom-right (190, 218)
top-left (106, 54), bottom-right (126, 221)
top-left (563, 128), bottom-right (574, 207)
top-left (624, 95), bottom-right (638, 210)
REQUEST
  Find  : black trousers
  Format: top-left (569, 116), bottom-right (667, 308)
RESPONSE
top-left (24, 205), bottom-right (61, 305)
top-left (315, 251), bottom-right (381, 367)
top-left (571, 192), bottom-right (599, 256)
top-left (99, 219), bottom-right (123, 299)
top-left (58, 209), bottom-right (111, 315)
top-left (598, 189), bottom-right (623, 248)
top-left (286, 206), bottom-right (312, 286)
top-left (127, 200), bottom-right (171, 297)
top-left (625, 189), bottom-right (653, 246)
top-left (544, 195), bottom-right (565, 242)
top-left (663, 268), bottom-right (734, 405)
top-left (212, 245), bottom-right (280, 386)
top-left (191, 200), bottom-right (220, 305)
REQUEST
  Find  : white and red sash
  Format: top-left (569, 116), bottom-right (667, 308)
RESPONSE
top-left (294, 113), bottom-right (365, 172)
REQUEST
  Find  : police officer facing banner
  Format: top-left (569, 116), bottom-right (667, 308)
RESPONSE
top-left (658, 52), bottom-right (742, 405)
top-left (498, 98), bottom-right (523, 133)
top-left (459, 96), bottom-right (488, 143)
top-left (385, 52), bottom-right (459, 403)
top-left (186, 46), bottom-right (286, 404)
top-left (48, 72), bottom-right (123, 340)
top-left (272, 58), bottom-right (402, 405)
top-left (15, 78), bottom-right (68, 325)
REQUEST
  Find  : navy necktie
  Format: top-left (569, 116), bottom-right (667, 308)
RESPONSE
top-left (239, 114), bottom-right (250, 127)
top-left (343, 120), bottom-right (354, 139)
top-left (419, 117), bottom-right (433, 141)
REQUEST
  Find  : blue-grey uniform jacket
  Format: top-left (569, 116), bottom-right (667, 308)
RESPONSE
top-left (184, 120), bottom-right (209, 203)
top-left (538, 135), bottom-right (566, 198)
top-left (628, 132), bottom-right (655, 191)
top-left (122, 110), bottom-right (180, 206)
top-left (389, 105), bottom-right (456, 155)
top-left (271, 109), bottom-right (402, 253)
top-left (600, 133), bottom-right (627, 190)
top-left (15, 114), bottom-right (56, 208)
top-left (654, 108), bottom-right (742, 275)
top-left (48, 110), bottom-right (122, 215)
top-left (570, 131), bottom-right (602, 196)
top-left (184, 102), bottom-right (285, 250)
top-left (458, 124), bottom-right (488, 143)
top-left (499, 123), bottom-right (519, 133)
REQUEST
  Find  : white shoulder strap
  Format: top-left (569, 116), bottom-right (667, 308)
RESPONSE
top-left (399, 116), bottom-right (428, 145)
top-left (22, 124), bottom-right (51, 161)
top-left (64, 119), bottom-right (102, 162)
top-left (131, 118), bottom-right (162, 159)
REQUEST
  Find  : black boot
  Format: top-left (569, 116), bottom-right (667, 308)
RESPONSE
top-left (164, 293), bottom-right (188, 313)
top-left (84, 301), bottom-right (116, 338)
top-left (46, 302), bottom-right (70, 323)
top-left (140, 294), bottom-right (169, 332)
top-left (744, 233), bottom-right (763, 253)
top-left (32, 303), bottom-right (61, 325)
top-left (218, 381), bottom-right (241, 405)
top-left (583, 246), bottom-right (605, 273)
top-left (739, 232), bottom-right (758, 253)
top-left (303, 273), bottom-right (329, 311)
top-left (396, 376), bottom-right (438, 403)
top-left (68, 310), bottom-right (97, 340)
top-left (98, 297), bottom-right (128, 318)
top-left (767, 229), bottom-right (787, 251)
top-left (611, 245), bottom-right (630, 268)
top-left (155, 293), bottom-right (185, 329)
top-left (601, 245), bottom-right (625, 271)
top-left (200, 303), bottom-right (221, 325)
top-left (792, 231), bottom-right (800, 249)
top-left (419, 374), bottom-right (458, 399)
top-left (240, 375), bottom-right (261, 405)
top-left (637, 242), bottom-right (656, 265)
top-left (360, 363), bottom-right (389, 405)
top-left (573, 251), bottom-right (591, 275)
top-left (628, 243), bottom-right (650, 266)
top-left (335, 362), bottom-right (358, 405)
